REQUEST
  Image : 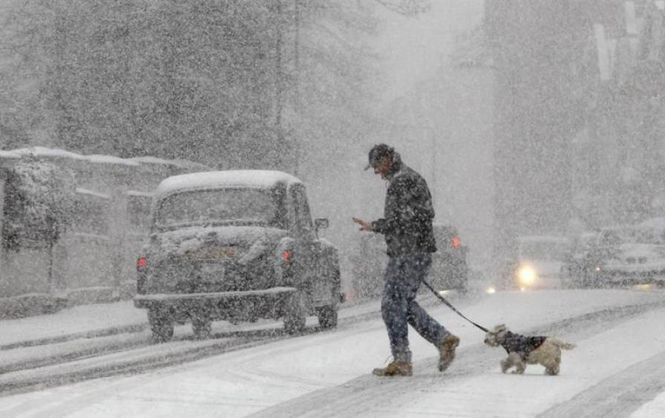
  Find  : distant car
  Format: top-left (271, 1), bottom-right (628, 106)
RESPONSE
top-left (430, 224), bottom-right (469, 293)
top-left (501, 235), bottom-right (570, 290)
top-left (134, 170), bottom-right (342, 341)
top-left (560, 232), bottom-right (602, 288)
top-left (588, 219), bottom-right (665, 287)
top-left (349, 233), bottom-right (387, 299)
top-left (350, 223), bottom-right (469, 299)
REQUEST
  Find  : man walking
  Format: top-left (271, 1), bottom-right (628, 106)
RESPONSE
top-left (353, 144), bottom-right (459, 377)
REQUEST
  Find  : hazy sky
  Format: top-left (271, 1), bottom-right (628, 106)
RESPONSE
top-left (375, 0), bottom-right (484, 104)
top-left (361, 0), bottom-right (491, 270)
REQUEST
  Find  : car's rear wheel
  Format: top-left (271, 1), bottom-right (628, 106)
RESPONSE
top-left (148, 305), bottom-right (174, 342)
top-left (576, 276), bottom-right (590, 288)
top-left (456, 280), bottom-right (469, 294)
top-left (316, 305), bottom-right (338, 329)
top-left (283, 291), bottom-right (307, 334)
top-left (192, 312), bottom-right (212, 339)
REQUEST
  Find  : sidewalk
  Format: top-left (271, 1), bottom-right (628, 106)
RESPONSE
top-left (0, 290), bottom-right (458, 350)
top-left (0, 300), bottom-right (147, 349)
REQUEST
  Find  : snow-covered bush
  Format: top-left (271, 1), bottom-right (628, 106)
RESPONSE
top-left (2, 157), bottom-right (76, 251)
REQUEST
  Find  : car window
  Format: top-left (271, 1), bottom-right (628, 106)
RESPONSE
top-left (433, 225), bottom-right (455, 245)
top-left (156, 188), bottom-right (279, 228)
top-left (599, 230), bottom-right (622, 247)
top-left (290, 184), bottom-right (313, 232)
top-left (519, 241), bottom-right (568, 261)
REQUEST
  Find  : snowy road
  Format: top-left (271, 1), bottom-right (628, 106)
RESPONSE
top-left (0, 297), bottom-right (391, 394)
top-left (2, 288), bottom-right (665, 417)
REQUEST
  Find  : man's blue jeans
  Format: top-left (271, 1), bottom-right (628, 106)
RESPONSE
top-left (381, 253), bottom-right (449, 362)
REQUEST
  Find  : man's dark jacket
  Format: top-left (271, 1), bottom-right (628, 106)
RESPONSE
top-left (371, 154), bottom-right (437, 257)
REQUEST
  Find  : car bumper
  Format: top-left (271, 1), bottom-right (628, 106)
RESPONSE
top-left (598, 270), bottom-right (665, 284)
top-left (511, 272), bottom-right (562, 290)
top-left (133, 286), bottom-right (297, 309)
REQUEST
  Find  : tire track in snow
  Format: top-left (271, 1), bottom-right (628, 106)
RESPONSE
top-left (0, 296), bottom-right (433, 397)
top-left (538, 347), bottom-right (665, 417)
top-left (250, 301), bottom-right (665, 418)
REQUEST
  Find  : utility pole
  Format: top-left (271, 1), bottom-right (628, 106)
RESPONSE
top-left (293, 0), bottom-right (301, 176)
top-left (430, 126), bottom-right (436, 203)
top-left (52, 0), bottom-right (67, 149)
top-left (275, 0), bottom-right (284, 132)
top-left (163, 0), bottom-right (179, 156)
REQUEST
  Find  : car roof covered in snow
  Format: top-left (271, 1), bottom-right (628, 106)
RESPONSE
top-left (155, 170), bottom-right (302, 196)
top-left (517, 235), bottom-right (569, 244)
top-left (637, 217), bottom-right (665, 230)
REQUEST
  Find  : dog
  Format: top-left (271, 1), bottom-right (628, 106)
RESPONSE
top-left (483, 324), bottom-right (575, 375)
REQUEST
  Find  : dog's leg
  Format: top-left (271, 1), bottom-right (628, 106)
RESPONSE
top-left (513, 360), bottom-right (526, 374)
top-left (505, 352), bottom-right (525, 374)
top-left (534, 343), bottom-right (562, 376)
top-left (544, 353), bottom-right (561, 375)
top-left (500, 357), bottom-right (511, 373)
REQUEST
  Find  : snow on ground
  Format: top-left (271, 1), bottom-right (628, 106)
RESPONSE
top-left (0, 302), bottom-right (145, 347)
top-left (385, 307), bottom-right (665, 417)
top-left (1, 289), bottom-right (665, 417)
top-left (635, 394), bottom-right (665, 418)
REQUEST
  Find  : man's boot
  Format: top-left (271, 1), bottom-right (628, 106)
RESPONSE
top-left (372, 360), bottom-right (413, 376)
top-left (438, 334), bottom-right (460, 372)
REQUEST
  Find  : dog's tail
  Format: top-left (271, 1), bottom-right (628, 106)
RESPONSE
top-left (549, 338), bottom-right (575, 350)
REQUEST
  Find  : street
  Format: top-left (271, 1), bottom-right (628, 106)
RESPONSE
top-left (1, 287), bottom-right (665, 417)
top-left (2, 0), bottom-right (665, 416)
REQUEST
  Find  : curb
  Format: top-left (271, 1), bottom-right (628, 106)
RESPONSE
top-left (0, 323), bottom-right (148, 351)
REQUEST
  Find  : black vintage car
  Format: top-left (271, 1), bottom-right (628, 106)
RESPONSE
top-left (134, 170), bottom-right (341, 341)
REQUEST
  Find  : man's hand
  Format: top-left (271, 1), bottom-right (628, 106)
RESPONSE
top-left (352, 217), bottom-right (373, 232)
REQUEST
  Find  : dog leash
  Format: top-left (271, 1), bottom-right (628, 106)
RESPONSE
top-left (421, 279), bottom-right (489, 333)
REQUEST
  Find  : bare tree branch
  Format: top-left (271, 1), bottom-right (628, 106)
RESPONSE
top-left (373, 0), bottom-right (430, 16)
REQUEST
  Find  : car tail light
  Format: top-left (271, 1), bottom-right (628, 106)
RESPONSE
top-left (451, 236), bottom-right (462, 249)
top-left (281, 249), bottom-right (293, 263)
top-left (137, 256), bottom-right (147, 270)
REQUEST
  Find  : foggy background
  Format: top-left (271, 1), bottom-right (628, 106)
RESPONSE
top-left (4, 2), bottom-right (665, 415)
top-left (2, 0), bottom-right (664, 287)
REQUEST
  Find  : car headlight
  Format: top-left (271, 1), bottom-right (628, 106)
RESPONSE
top-left (517, 265), bottom-right (537, 287)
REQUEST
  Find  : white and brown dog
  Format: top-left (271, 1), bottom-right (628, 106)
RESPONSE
top-left (483, 324), bottom-right (575, 375)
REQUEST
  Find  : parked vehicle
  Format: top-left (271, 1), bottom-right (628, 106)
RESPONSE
top-left (349, 233), bottom-right (387, 299)
top-left (430, 224), bottom-right (469, 293)
top-left (560, 232), bottom-right (602, 288)
top-left (350, 223), bottom-right (469, 299)
top-left (501, 235), bottom-right (570, 290)
top-left (134, 170), bottom-right (342, 341)
top-left (587, 219), bottom-right (665, 287)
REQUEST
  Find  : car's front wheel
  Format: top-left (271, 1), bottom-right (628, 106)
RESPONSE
top-left (283, 291), bottom-right (307, 334)
top-left (192, 312), bottom-right (212, 339)
top-left (456, 279), bottom-right (469, 294)
top-left (316, 305), bottom-right (338, 329)
top-left (148, 305), bottom-right (174, 343)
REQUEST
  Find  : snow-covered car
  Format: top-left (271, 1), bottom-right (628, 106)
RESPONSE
top-left (133, 170), bottom-right (341, 341)
top-left (589, 219), bottom-right (665, 287)
top-left (559, 232), bottom-right (603, 288)
top-left (501, 235), bottom-right (570, 290)
top-left (349, 233), bottom-right (386, 299)
top-left (350, 223), bottom-right (468, 299)
top-left (430, 224), bottom-right (469, 293)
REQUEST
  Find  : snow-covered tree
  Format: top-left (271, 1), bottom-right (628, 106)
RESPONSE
top-left (2, 157), bottom-right (76, 251)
